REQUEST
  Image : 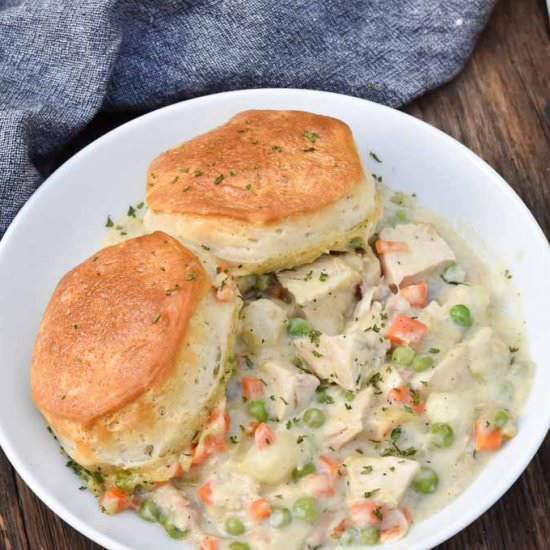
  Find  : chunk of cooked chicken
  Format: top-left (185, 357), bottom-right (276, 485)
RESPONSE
top-left (293, 292), bottom-right (389, 391)
top-left (378, 223), bottom-right (455, 287)
top-left (277, 255), bottom-right (361, 335)
top-left (320, 387), bottom-right (373, 449)
top-left (259, 360), bottom-right (319, 420)
top-left (345, 455), bottom-right (420, 509)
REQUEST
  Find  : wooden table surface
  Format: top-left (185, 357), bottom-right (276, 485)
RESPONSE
top-left (1, 0), bottom-right (549, 548)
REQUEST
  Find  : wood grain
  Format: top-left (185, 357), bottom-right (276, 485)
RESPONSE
top-left (1, 0), bottom-right (549, 548)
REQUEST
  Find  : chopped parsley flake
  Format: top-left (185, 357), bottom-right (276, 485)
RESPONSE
top-left (105, 216), bottom-right (114, 228)
top-left (186, 273), bottom-right (197, 281)
top-left (213, 174), bottom-right (224, 185)
top-left (302, 130), bottom-right (319, 142)
top-left (364, 488), bottom-right (380, 498)
top-left (369, 151), bottom-right (382, 163)
top-left (152, 314), bottom-right (161, 324)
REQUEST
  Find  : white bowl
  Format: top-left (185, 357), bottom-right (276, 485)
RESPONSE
top-left (0, 89), bottom-right (548, 550)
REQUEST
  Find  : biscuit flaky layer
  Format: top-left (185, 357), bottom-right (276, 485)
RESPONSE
top-left (146, 110), bottom-right (364, 224)
top-left (31, 231), bottom-right (209, 426)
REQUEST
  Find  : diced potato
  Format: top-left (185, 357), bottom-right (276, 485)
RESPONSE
top-left (277, 255), bottom-right (361, 334)
top-left (240, 299), bottom-right (287, 350)
top-left (259, 360), bottom-right (319, 420)
top-left (240, 429), bottom-right (305, 485)
top-left (467, 327), bottom-right (510, 380)
top-left (345, 455), bottom-right (420, 508)
top-left (249, 522), bottom-right (312, 550)
top-left (413, 343), bottom-right (475, 391)
top-left (414, 327), bottom-right (510, 390)
top-left (206, 467), bottom-right (260, 512)
top-left (378, 223), bottom-right (455, 286)
top-left (425, 392), bottom-right (473, 437)
top-left (320, 387), bottom-right (373, 449)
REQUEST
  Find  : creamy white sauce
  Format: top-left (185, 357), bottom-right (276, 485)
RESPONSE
top-left (100, 187), bottom-right (533, 549)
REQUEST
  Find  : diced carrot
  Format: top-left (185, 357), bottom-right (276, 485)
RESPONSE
top-left (401, 507), bottom-right (413, 524)
top-left (400, 282), bottom-right (428, 308)
top-left (474, 421), bottom-right (503, 451)
top-left (200, 537), bottom-right (219, 550)
top-left (304, 472), bottom-right (335, 496)
top-left (198, 480), bottom-right (214, 506)
top-left (375, 240), bottom-right (409, 254)
top-left (249, 498), bottom-right (272, 521)
top-left (387, 385), bottom-right (425, 414)
top-left (216, 277), bottom-right (236, 301)
top-left (209, 407), bottom-right (230, 435)
top-left (379, 508), bottom-right (410, 542)
top-left (351, 500), bottom-right (386, 526)
top-left (254, 423), bottom-right (275, 449)
top-left (319, 454), bottom-right (341, 476)
top-left (385, 313), bottom-right (427, 346)
top-left (242, 376), bottom-right (264, 400)
top-left (244, 420), bottom-right (259, 438)
top-left (331, 519), bottom-right (350, 537)
top-left (380, 524), bottom-right (402, 539)
top-left (172, 462), bottom-right (184, 479)
top-left (191, 435), bottom-right (227, 466)
top-left (99, 486), bottom-right (134, 515)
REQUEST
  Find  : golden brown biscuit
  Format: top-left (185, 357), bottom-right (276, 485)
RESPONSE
top-left (144, 110), bottom-right (381, 274)
top-left (31, 232), bottom-right (240, 481)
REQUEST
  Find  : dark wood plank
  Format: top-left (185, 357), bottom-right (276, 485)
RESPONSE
top-left (2, 0), bottom-right (549, 549)
top-left (0, 450), bottom-right (30, 550)
top-left (405, 0), bottom-right (550, 547)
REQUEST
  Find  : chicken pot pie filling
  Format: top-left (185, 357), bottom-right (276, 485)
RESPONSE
top-left (71, 185), bottom-right (531, 549)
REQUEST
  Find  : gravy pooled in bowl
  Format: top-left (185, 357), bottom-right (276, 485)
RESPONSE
top-left (98, 185), bottom-right (532, 549)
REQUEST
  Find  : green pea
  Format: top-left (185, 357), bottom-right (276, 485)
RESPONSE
top-left (303, 408), bottom-right (326, 428)
top-left (494, 410), bottom-right (509, 428)
top-left (225, 516), bottom-right (245, 536)
top-left (138, 498), bottom-right (161, 522)
top-left (229, 543), bottom-right (250, 550)
top-left (360, 525), bottom-right (380, 545)
top-left (164, 523), bottom-right (188, 540)
top-left (287, 317), bottom-right (314, 338)
top-left (269, 507), bottom-right (291, 528)
top-left (292, 462), bottom-right (316, 482)
top-left (431, 422), bottom-right (454, 448)
top-left (449, 304), bottom-right (473, 327)
top-left (413, 467), bottom-right (439, 494)
top-left (391, 345), bottom-right (416, 366)
top-left (412, 354), bottom-right (434, 372)
top-left (246, 399), bottom-right (268, 422)
top-left (292, 496), bottom-right (320, 522)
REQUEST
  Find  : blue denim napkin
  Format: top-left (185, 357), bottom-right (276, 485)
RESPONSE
top-left (0, 0), bottom-right (495, 237)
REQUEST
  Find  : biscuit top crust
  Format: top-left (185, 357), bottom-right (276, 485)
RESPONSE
top-left (146, 110), bottom-right (364, 224)
top-left (31, 232), bottom-right (209, 425)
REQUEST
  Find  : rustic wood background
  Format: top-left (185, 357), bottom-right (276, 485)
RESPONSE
top-left (1, 0), bottom-right (549, 548)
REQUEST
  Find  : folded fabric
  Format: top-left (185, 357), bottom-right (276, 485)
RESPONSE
top-left (0, 0), bottom-right (495, 237)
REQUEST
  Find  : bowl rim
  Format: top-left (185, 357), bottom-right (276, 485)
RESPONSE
top-left (0, 87), bottom-right (548, 550)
